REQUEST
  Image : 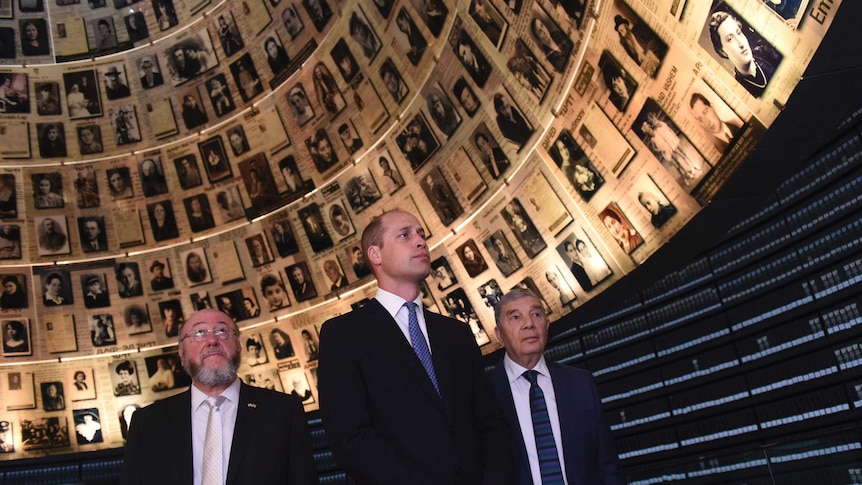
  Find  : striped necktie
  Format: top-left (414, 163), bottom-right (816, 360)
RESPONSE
top-left (405, 302), bottom-right (440, 395)
top-left (523, 370), bottom-right (564, 484)
top-left (202, 395), bottom-right (226, 485)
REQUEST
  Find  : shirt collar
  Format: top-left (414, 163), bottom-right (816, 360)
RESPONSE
top-left (502, 353), bottom-right (549, 385)
top-left (190, 377), bottom-right (241, 410)
top-left (375, 287), bottom-right (421, 319)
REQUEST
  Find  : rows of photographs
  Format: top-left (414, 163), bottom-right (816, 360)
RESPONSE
top-left (0, 0), bottom-right (841, 459)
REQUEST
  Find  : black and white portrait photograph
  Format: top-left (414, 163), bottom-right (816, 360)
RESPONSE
top-left (278, 155), bottom-right (312, 197)
top-left (63, 70), bottom-right (101, 119)
top-left (35, 216), bottom-right (70, 256)
top-left (40, 269), bottom-right (72, 306)
top-left (41, 381), bottom-right (65, 411)
top-left (147, 200), bottom-right (180, 241)
top-left (685, 81), bottom-right (745, 153)
top-left (92, 17), bottom-right (119, 52)
top-left (73, 409), bottom-right (103, 445)
top-left (507, 39), bottom-right (552, 104)
top-left (184, 193), bottom-right (216, 233)
top-left (312, 62), bottom-right (346, 118)
top-left (2, 319), bottom-right (30, 356)
top-left (81, 274), bottom-right (109, 309)
top-left (240, 154), bottom-right (280, 215)
top-left (469, 0), bottom-right (506, 49)
top-left (348, 8), bottom-right (382, 61)
top-left (37, 123), bottom-right (67, 158)
top-left (0, 174), bottom-right (15, 219)
top-left (262, 33), bottom-right (291, 80)
top-left (281, 4), bottom-right (304, 39)
top-left (336, 120), bottom-right (362, 155)
top-left (124, 304), bottom-right (151, 335)
top-left (67, 368), bottom-right (96, 402)
top-left (77, 216), bottom-right (108, 253)
top-left (286, 261), bottom-right (317, 302)
top-left (635, 174), bottom-right (677, 229)
top-left (306, 128), bottom-right (339, 173)
top-left (330, 38), bottom-right (360, 84)
top-left (396, 112), bottom-right (440, 171)
top-left (214, 11), bottom-right (244, 57)
top-left (148, 258), bottom-right (174, 292)
top-left (144, 353), bottom-right (188, 391)
top-left (32, 173), bottom-right (64, 209)
top-left (492, 90), bottom-right (533, 149)
top-left (393, 7), bottom-right (427, 65)
top-left (101, 64), bottom-right (131, 100)
top-left (286, 83), bottom-right (316, 126)
top-left (452, 27), bottom-right (491, 88)
top-left (529, 5), bottom-right (574, 73)
top-left (139, 157), bottom-right (168, 197)
top-left (215, 185), bottom-right (246, 222)
top-left (421, 168), bottom-right (462, 226)
top-left (74, 167), bottom-right (99, 209)
top-left (198, 135), bottom-right (233, 183)
top-left (372, 152), bottom-right (405, 194)
top-left (698, 2), bottom-right (782, 98)
top-left (320, 257), bottom-right (348, 292)
top-left (0, 274), bottom-right (27, 310)
top-left (610, 1), bottom-right (667, 78)
top-left (109, 359), bottom-right (140, 396)
top-left (245, 233), bottom-right (274, 267)
top-left (599, 51), bottom-right (637, 112)
top-left (301, 0), bottom-right (333, 32)
top-left (106, 167), bottom-right (134, 199)
top-left (268, 216), bottom-right (298, 257)
top-left (182, 248), bottom-right (212, 286)
top-left (109, 105), bottom-right (142, 145)
top-left (35, 82), bottom-right (61, 116)
top-left (379, 58), bottom-right (409, 104)
top-left (408, 0), bottom-right (447, 37)
top-left (174, 154), bottom-right (203, 190)
top-left (443, 288), bottom-right (488, 346)
top-left (206, 73), bottom-right (236, 118)
top-left (501, 198), bottom-right (546, 258)
top-left (344, 169), bottom-right (382, 212)
top-left (153, 0), bottom-right (178, 31)
top-left (163, 31), bottom-right (218, 85)
top-left (115, 262), bottom-right (143, 298)
top-left (227, 125), bottom-right (250, 156)
top-left (483, 230), bottom-right (522, 277)
top-left (430, 256), bottom-right (457, 291)
top-left (556, 231), bottom-right (612, 292)
top-left (90, 315), bottom-right (116, 347)
top-left (21, 417), bottom-right (70, 451)
top-left (159, 299), bottom-right (183, 337)
top-left (230, 54), bottom-right (264, 102)
top-left (298, 203), bottom-right (333, 253)
top-left (544, 266), bottom-right (576, 306)
top-left (472, 124), bottom-right (510, 180)
top-left (0, 73), bottom-right (29, 113)
top-left (282, 368), bottom-right (314, 404)
top-left (547, 128), bottom-right (604, 202)
top-left (179, 90), bottom-right (209, 129)
top-left (370, 0), bottom-right (393, 18)
top-left (327, 201), bottom-right (354, 240)
top-left (425, 85), bottom-right (461, 138)
top-left (20, 19), bottom-right (50, 56)
top-left (125, 12), bottom-right (149, 43)
top-left (456, 239), bottom-right (488, 278)
top-left (452, 77), bottom-right (481, 117)
top-left (77, 125), bottom-right (103, 156)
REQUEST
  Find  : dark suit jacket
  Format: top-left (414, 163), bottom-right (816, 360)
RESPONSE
top-left (491, 361), bottom-right (624, 485)
top-left (318, 299), bottom-right (512, 485)
top-left (120, 382), bottom-right (318, 485)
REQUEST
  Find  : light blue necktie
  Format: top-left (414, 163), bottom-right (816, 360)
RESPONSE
top-left (405, 302), bottom-right (440, 395)
top-left (524, 370), bottom-right (564, 484)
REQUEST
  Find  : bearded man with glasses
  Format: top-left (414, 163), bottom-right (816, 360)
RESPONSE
top-left (120, 308), bottom-right (318, 485)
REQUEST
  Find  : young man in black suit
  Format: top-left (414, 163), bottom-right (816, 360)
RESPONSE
top-left (490, 288), bottom-right (623, 484)
top-left (120, 308), bottom-right (318, 485)
top-left (318, 210), bottom-right (512, 484)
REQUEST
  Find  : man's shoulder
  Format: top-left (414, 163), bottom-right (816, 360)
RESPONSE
top-left (240, 382), bottom-right (303, 411)
top-left (548, 362), bottom-right (594, 383)
top-left (134, 389), bottom-right (189, 419)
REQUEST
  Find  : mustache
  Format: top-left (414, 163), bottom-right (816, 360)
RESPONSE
top-left (200, 348), bottom-right (227, 359)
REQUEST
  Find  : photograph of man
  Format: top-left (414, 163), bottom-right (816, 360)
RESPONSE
top-left (687, 90), bottom-right (744, 152)
top-left (215, 12), bottom-right (243, 57)
top-left (111, 106), bottom-right (142, 145)
top-left (473, 129), bottom-right (510, 180)
top-left (337, 122), bottom-right (363, 155)
top-left (612, 12), bottom-right (665, 78)
top-left (260, 273), bottom-right (290, 311)
top-left (149, 259), bottom-right (174, 291)
top-left (37, 123), bottom-right (67, 158)
top-left (119, 308), bottom-right (318, 484)
top-left (0, 275), bottom-right (27, 309)
top-left (139, 157), bottom-right (168, 196)
top-left (181, 92), bottom-right (209, 129)
top-left (703, 6), bottom-right (782, 97)
top-left (245, 234), bottom-right (273, 267)
top-left (348, 245), bottom-right (371, 279)
top-left (116, 262), bottom-right (143, 298)
top-left (32, 174), bottom-right (64, 209)
top-left (78, 216), bottom-right (107, 252)
top-left (421, 170), bottom-right (462, 226)
top-left (42, 271), bottom-right (72, 306)
top-left (375, 155), bottom-right (404, 194)
top-left (286, 262), bottom-right (317, 302)
top-left (302, 0), bottom-right (333, 32)
top-left (77, 125), bottom-right (103, 155)
top-left (493, 91), bottom-right (533, 149)
top-left (453, 77), bottom-right (481, 117)
top-left (396, 113), bottom-right (439, 171)
top-left (281, 4), bottom-right (304, 39)
top-left (35, 82), bottom-right (61, 115)
top-left (501, 199), bottom-right (546, 258)
top-left (90, 315), bottom-right (116, 347)
top-left (81, 274), bottom-right (110, 309)
top-left (174, 155), bottom-right (203, 189)
top-left (36, 216), bottom-right (69, 255)
top-left (298, 203), bottom-right (334, 253)
top-left (103, 65), bottom-right (131, 100)
top-left (454, 29), bottom-right (491, 88)
top-left (490, 288), bottom-right (624, 484)
top-left (41, 382), bottom-right (65, 411)
top-left (318, 210), bottom-right (512, 484)
top-left (483, 231), bottom-right (522, 277)
top-left (286, 369), bottom-right (314, 403)
top-left (379, 59), bottom-right (408, 103)
top-left (322, 258), bottom-right (348, 291)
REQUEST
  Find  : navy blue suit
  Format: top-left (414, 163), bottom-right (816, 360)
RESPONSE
top-left (319, 299), bottom-right (513, 485)
top-left (491, 361), bottom-right (624, 485)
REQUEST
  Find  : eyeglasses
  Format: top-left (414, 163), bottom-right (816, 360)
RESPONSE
top-left (181, 327), bottom-right (236, 342)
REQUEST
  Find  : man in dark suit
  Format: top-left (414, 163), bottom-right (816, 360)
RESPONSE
top-left (120, 308), bottom-right (318, 485)
top-left (318, 210), bottom-right (512, 484)
top-left (490, 288), bottom-right (623, 484)
top-left (79, 217), bottom-right (107, 253)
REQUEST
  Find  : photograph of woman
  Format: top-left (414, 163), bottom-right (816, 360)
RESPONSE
top-left (0, 275), bottom-right (27, 309)
top-left (548, 129), bottom-right (604, 202)
top-left (312, 62), bottom-right (345, 117)
top-left (183, 249), bottom-right (211, 285)
top-left (147, 201), bottom-right (179, 241)
top-left (599, 203), bottom-right (643, 254)
top-left (3, 319), bottom-right (29, 355)
top-left (269, 327), bottom-right (294, 359)
top-left (263, 35), bottom-right (290, 77)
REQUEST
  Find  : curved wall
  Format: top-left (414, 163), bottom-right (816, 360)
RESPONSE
top-left (0, 0), bottom-right (844, 460)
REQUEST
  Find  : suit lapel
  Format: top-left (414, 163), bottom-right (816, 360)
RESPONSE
top-left (169, 390), bottom-right (195, 485)
top-left (425, 312), bottom-right (453, 417)
top-left (491, 364), bottom-right (531, 484)
top-left (368, 300), bottom-right (445, 411)
top-left (226, 383), bottom-right (258, 485)
top-left (549, 364), bottom-right (580, 484)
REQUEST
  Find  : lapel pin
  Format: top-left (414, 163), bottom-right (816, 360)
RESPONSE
top-left (247, 403), bottom-right (257, 408)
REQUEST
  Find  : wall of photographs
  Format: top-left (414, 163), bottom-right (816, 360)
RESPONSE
top-left (0, 0), bottom-right (843, 460)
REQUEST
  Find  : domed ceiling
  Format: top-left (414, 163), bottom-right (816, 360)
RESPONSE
top-left (0, 0), bottom-right (842, 455)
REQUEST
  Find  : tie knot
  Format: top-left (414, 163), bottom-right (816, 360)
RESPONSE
top-left (404, 301), bottom-right (418, 314)
top-left (207, 395), bottom-right (226, 410)
top-left (523, 370), bottom-right (539, 385)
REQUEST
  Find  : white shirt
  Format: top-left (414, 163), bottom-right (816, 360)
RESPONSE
top-left (191, 378), bottom-right (241, 485)
top-left (375, 288), bottom-right (432, 352)
top-left (503, 354), bottom-right (569, 485)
